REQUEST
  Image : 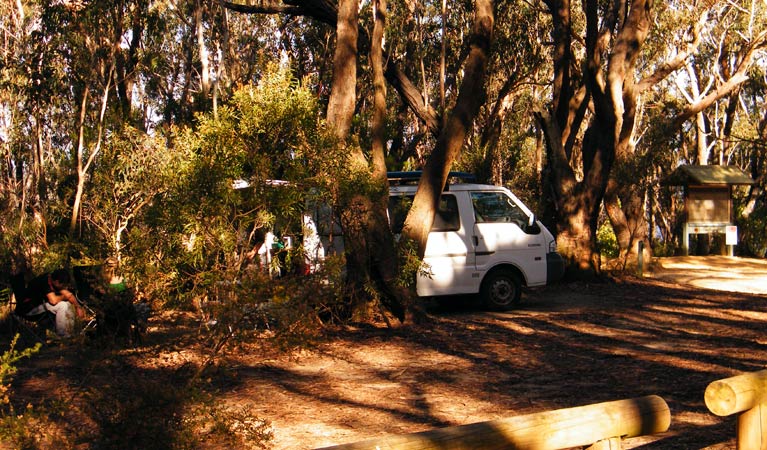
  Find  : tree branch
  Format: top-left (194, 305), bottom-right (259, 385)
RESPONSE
top-left (636, 10), bottom-right (708, 92)
top-left (223, 0), bottom-right (445, 139)
top-left (672, 30), bottom-right (767, 128)
top-left (222, 0), bottom-right (336, 25)
top-left (384, 61), bottom-right (441, 137)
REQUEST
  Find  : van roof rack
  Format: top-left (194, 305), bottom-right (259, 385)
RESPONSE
top-left (387, 171), bottom-right (476, 185)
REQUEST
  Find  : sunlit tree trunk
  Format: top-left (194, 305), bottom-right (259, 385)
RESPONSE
top-left (32, 115), bottom-right (46, 218)
top-left (324, 0), bottom-right (405, 320)
top-left (326, 0), bottom-right (364, 316)
top-left (70, 66), bottom-right (114, 237)
top-left (196, 0), bottom-right (211, 99)
top-left (326, 0), bottom-right (358, 143)
top-left (368, 0), bottom-right (407, 319)
top-left (605, 178), bottom-right (651, 269)
top-left (70, 88), bottom-right (91, 237)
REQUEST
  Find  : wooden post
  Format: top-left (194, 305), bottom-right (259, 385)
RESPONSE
top-left (737, 402), bottom-right (767, 450)
top-left (316, 395), bottom-right (670, 450)
top-left (705, 369), bottom-right (767, 450)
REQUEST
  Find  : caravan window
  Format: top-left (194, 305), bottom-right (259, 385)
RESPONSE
top-left (388, 194), bottom-right (460, 233)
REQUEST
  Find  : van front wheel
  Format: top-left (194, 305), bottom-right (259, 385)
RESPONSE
top-left (481, 270), bottom-right (521, 311)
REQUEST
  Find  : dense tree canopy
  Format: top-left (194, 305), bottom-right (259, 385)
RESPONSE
top-left (1, 0), bottom-right (765, 316)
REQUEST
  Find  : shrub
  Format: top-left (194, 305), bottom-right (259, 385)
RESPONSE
top-left (597, 222), bottom-right (620, 259)
top-left (738, 204), bottom-right (767, 257)
top-left (0, 335), bottom-right (49, 447)
top-left (0, 335), bottom-right (40, 414)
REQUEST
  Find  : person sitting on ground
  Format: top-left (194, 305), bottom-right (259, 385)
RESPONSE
top-left (14, 269), bottom-right (84, 338)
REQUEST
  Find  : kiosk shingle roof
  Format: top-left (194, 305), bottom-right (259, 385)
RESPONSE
top-left (663, 165), bottom-right (754, 186)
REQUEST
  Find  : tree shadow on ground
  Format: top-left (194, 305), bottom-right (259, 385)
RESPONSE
top-left (227, 276), bottom-right (764, 448)
top-left (1, 275), bottom-right (765, 449)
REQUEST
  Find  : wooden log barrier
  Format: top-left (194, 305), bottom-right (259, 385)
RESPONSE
top-left (316, 395), bottom-right (670, 450)
top-left (705, 369), bottom-right (767, 450)
top-left (705, 369), bottom-right (767, 416)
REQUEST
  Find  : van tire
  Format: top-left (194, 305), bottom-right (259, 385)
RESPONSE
top-left (481, 270), bottom-right (521, 311)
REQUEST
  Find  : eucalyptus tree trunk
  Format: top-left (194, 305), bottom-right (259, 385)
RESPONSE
top-left (195, 0), bottom-right (211, 99)
top-left (114, 2), bottom-right (143, 123)
top-left (326, 0), bottom-right (365, 316)
top-left (367, 0), bottom-right (407, 320)
top-left (326, 0), bottom-right (358, 143)
top-left (602, 9), bottom-right (707, 265)
top-left (604, 178), bottom-right (651, 269)
top-left (70, 87), bottom-right (91, 237)
top-left (401, 0), bottom-right (494, 258)
top-left (536, 0), bottom-right (652, 276)
top-left (479, 78), bottom-right (523, 185)
top-left (324, 0), bottom-right (405, 321)
top-left (70, 67), bottom-right (113, 237)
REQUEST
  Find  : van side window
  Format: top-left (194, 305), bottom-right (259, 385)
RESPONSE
top-left (471, 192), bottom-right (529, 228)
top-left (388, 194), bottom-right (460, 233)
top-left (432, 195), bottom-right (460, 232)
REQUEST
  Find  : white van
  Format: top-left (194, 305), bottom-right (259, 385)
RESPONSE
top-left (386, 172), bottom-right (564, 310)
top-left (304, 172), bottom-right (565, 310)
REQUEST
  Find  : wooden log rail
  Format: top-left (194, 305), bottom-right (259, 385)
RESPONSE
top-left (705, 369), bottom-right (767, 450)
top-left (316, 395), bottom-right (670, 450)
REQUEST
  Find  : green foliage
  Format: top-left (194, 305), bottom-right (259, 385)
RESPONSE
top-left (652, 239), bottom-right (678, 258)
top-left (0, 401), bottom-right (75, 450)
top-left (0, 189), bottom-right (50, 275)
top-left (597, 222), bottom-right (620, 259)
top-left (455, 90), bottom-right (543, 210)
top-left (396, 238), bottom-right (431, 289)
top-left (738, 204), bottom-right (767, 258)
top-left (124, 65), bottom-right (340, 309)
top-left (0, 335), bottom-right (50, 447)
top-left (83, 125), bottom-right (186, 268)
top-left (110, 64), bottom-right (353, 372)
top-left (336, 160), bottom-right (388, 210)
top-left (0, 336), bottom-right (40, 412)
top-left (193, 254), bottom-right (346, 362)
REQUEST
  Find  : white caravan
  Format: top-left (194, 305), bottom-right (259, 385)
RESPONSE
top-left (386, 172), bottom-right (564, 310)
top-left (304, 172), bottom-right (565, 310)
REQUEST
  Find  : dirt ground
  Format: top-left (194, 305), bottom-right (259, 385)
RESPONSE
top-left (7, 255), bottom-right (767, 449)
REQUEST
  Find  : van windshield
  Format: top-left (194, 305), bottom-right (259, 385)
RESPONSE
top-left (388, 194), bottom-right (460, 233)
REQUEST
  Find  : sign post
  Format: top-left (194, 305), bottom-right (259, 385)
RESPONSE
top-left (726, 225), bottom-right (738, 256)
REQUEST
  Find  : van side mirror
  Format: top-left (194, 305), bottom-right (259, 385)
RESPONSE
top-left (525, 215), bottom-right (541, 234)
top-left (525, 222), bottom-right (541, 234)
